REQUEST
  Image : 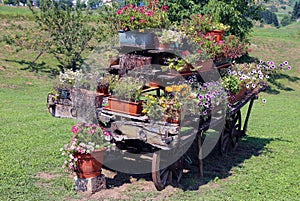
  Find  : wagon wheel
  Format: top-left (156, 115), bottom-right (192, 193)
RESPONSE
top-left (220, 110), bottom-right (242, 155)
top-left (152, 151), bottom-right (183, 191)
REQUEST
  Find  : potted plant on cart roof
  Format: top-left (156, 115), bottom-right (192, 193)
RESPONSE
top-left (106, 76), bottom-right (145, 116)
top-left (115, 1), bottom-right (170, 48)
top-left (61, 122), bottom-right (111, 178)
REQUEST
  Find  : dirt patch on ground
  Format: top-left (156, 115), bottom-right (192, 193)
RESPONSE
top-left (35, 172), bottom-right (61, 180)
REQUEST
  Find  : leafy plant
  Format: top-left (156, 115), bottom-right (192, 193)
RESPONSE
top-left (219, 35), bottom-right (249, 60)
top-left (222, 75), bottom-right (240, 94)
top-left (111, 76), bottom-right (144, 102)
top-left (162, 57), bottom-right (187, 72)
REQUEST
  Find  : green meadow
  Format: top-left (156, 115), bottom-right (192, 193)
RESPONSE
top-left (0, 6), bottom-right (299, 200)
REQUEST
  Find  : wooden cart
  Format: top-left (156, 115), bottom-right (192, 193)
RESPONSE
top-left (47, 47), bottom-right (264, 191)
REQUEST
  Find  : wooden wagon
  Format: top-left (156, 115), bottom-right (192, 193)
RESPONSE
top-left (47, 44), bottom-right (264, 191)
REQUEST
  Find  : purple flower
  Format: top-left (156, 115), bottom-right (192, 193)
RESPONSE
top-left (198, 94), bottom-right (204, 99)
top-left (287, 66), bottom-right (292, 70)
top-left (283, 61), bottom-right (288, 65)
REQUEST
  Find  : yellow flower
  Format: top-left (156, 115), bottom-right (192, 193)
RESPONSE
top-left (165, 86), bottom-right (172, 92)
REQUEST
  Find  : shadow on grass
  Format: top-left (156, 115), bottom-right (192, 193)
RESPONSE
top-left (265, 73), bottom-right (300, 94)
top-left (179, 136), bottom-right (276, 191)
top-left (3, 58), bottom-right (59, 77)
top-left (102, 135), bottom-right (279, 191)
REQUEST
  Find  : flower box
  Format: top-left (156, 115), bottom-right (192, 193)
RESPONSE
top-left (106, 97), bottom-right (143, 116)
top-left (118, 31), bottom-right (156, 49)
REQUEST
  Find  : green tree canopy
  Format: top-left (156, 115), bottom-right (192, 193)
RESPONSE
top-left (29, 0), bottom-right (101, 72)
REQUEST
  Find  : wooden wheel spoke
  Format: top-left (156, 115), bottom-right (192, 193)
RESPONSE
top-left (220, 111), bottom-right (242, 155)
top-left (160, 169), bottom-right (170, 186)
top-left (152, 152), bottom-right (183, 190)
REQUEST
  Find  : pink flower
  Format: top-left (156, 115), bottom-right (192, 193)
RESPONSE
top-left (115, 10), bottom-right (122, 15)
top-left (161, 5), bottom-right (168, 11)
top-left (139, 19), bottom-right (145, 23)
top-left (197, 50), bottom-right (202, 53)
top-left (131, 16), bottom-right (135, 21)
top-left (71, 126), bottom-right (77, 134)
top-left (145, 11), bottom-right (153, 16)
top-left (218, 40), bottom-right (224, 44)
top-left (182, 50), bottom-right (189, 56)
top-left (104, 131), bottom-right (110, 136)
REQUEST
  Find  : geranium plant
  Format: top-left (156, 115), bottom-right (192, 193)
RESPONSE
top-left (60, 122), bottom-right (110, 174)
top-left (115, 2), bottom-right (170, 31)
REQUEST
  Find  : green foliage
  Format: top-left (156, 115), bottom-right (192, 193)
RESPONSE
top-left (28, 0), bottom-right (102, 72)
top-left (291, 1), bottom-right (300, 20)
top-left (158, 0), bottom-right (203, 22)
top-left (222, 75), bottom-right (240, 94)
top-left (111, 76), bottom-right (144, 102)
top-left (259, 9), bottom-right (280, 27)
top-left (281, 15), bottom-right (292, 26)
top-left (202, 0), bottom-right (264, 39)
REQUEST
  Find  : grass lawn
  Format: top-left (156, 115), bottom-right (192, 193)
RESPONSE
top-left (0, 9), bottom-right (300, 200)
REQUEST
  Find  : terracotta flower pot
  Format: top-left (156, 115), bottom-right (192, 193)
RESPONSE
top-left (229, 86), bottom-right (247, 104)
top-left (74, 149), bottom-right (106, 179)
top-left (207, 30), bottom-right (224, 42)
top-left (106, 97), bottom-right (143, 116)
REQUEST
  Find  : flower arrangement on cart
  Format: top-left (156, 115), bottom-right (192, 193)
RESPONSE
top-left (54, 1), bottom-right (293, 193)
